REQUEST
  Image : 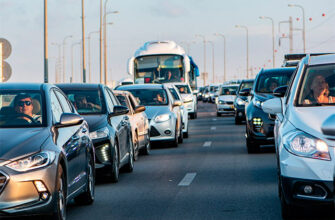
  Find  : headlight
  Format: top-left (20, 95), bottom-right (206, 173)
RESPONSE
top-left (283, 131), bottom-right (330, 161)
top-left (236, 98), bottom-right (246, 106)
top-left (154, 114), bottom-right (170, 123)
top-left (6, 151), bottom-right (56, 172)
top-left (90, 127), bottom-right (109, 139)
top-left (253, 98), bottom-right (262, 108)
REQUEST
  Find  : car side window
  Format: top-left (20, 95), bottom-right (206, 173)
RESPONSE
top-left (104, 88), bottom-right (114, 112)
top-left (285, 65), bottom-right (299, 105)
top-left (54, 90), bottom-right (73, 113)
top-left (50, 90), bottom-right (64, 123)
top-left (107, 89), bottom-right (120, 106)
top-left (128, 95), bottom-right (138, 110)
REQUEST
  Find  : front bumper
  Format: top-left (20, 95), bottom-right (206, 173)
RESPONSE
top-left (0, 161), bottom-right (58, 216)
top-left (217, 104), bottom-right (234, 113)
top-left (234, 104), bottom-right (246, 119)
top-left (92, 138), bottom-right (112, 169)
top-left (149, 119), bottom-right (176, 142)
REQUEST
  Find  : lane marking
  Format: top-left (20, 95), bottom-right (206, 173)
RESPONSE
top-left (212, 118), bottom-right (217, 121)
top-left (210, 126), bottom-right (216, 130)
top-left (178, 173), bottom-right (197, 186)
top-left (203, 141), bottom-right (212, 147)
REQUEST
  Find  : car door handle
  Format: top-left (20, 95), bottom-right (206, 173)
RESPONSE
top-left (72, 135), bottom-right (80, 141)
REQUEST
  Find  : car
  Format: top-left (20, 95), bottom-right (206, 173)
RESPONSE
top-left (216, 84), bottom-right (239, 116)
top-left (0, 83), bottom-right (95, 219)
top-left (164, 83), bottom-right (189, 138)
top-left (209, 84), bottom-right (219, 103)
top-left (262, 54), bottom-right (335, 219)
top-left (57, 83), bottom-right (134, 183)
top-left (202, 86), bottom-right (210, 102)
top-left (234, 79), bottom-right (254, 124)
top-left (116, 84), bottom-right (183, 147)
top-left (197, 86), bottom-right (205, 101)
top-left (114, 90), bottom-right (151, 159)
top-left (243, 67), bottom-right (296, 153)
top-left (173, 83), bottom-right (197, 119)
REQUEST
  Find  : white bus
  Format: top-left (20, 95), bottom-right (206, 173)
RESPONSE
top-left (127, 41), bottom-right (199, 90)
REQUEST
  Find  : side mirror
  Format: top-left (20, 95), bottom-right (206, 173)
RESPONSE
top-left (173, 100), bottom-right (182, 107)
top-left (184, 55), bottom-right (191, 74)
top-left (262, 98), bottom-right (282, 114)
top-left (134, 105), bottom-right (146, 113)
top-left (127, 57), bottom-right (135, 75)
top-left (182, 98), bottom-right (193, 103)
top-left (273, 86), bottom-right (288, 97)
top-left (110, 105), bottom-right (129, 117)
top-left (321, 114), bottom-right (335, 136)
top-left (239, 88), bottom-right (251, 97)
top-left (56, 113), bottom-right (83, 128)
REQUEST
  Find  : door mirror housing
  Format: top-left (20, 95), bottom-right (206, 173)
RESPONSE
top-left (127, 57), bottom-right (135, 75)
top-left (110, 105), bottom-right (129, 117)
top-left (173, 100), bottom-right (182, 107)
top-left (239, 88), bottom-right (251, 97)
top-left (262, 98), bottom-right (282, 114)
top-left (273, 86), bottom-right (288, 97)
top-left (321, 114), bottom-right (335, 136)
top-left (134, 105), bottom-right (146, 113)
top-left (55, 113), bottom-right (83, 128)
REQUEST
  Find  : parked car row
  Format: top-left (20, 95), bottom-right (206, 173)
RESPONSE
top-left (0, 81), bottom-right (198, 219)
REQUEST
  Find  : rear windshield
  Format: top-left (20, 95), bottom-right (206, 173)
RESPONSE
top-left (125, 89), bottom-right (169, 106)
top-left (256, 70), bottom-right (294, 93)
top-left (116, 95), bottom-right (130, 108)
top-left (175, 85), bottom-right (191, 94)
top-left (220, 86), bottom-right (238, 95)
top-left (61, 90), bottom-right (106, 114)
top-left (239, 82), bottom-right (254, 92)
top-left (297, 64), bottom-right (335, 106)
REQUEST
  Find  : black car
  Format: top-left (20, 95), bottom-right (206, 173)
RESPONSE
top-left (243, 68), bottom-right (296, 153)
top-left (57, 84), bottom-right (134, 183)
top-left (234, 79), bottom-right (254, 124)
top-left (0, 83), bottom-right (95, 219)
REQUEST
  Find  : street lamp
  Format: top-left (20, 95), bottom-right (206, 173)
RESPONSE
top-left (51, 43), bottom-right (62, 83)
top-left (62, 35), bottom-right (72, 83)
top-left (180, 41), bottom-right (196, 54)
top-left (71, 42), bottom-right (81, 83)
top-left (88, 31), bottom-right (99, 83)
top-left (103, 7), bottom-right (119, 85)
top-left (207, 41), bottom-right (215, 84)
top-left (235, 25), bottom-right (249, 79)
top-left (259, 16), bottom-right (275, 68)
top-left (195, 34), bottom-right (207, 76)
top-left (214, 33), bottom-right (226, 82)
top-left (44, 0), bottom-right (48, 83)
top-left (81, 0), bottom-right (87, 83)
top-left (288, 4), bottom-right (306, 53)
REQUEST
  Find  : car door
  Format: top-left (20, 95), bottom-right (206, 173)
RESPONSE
top-left (167, 89), bottom-right (180, 133)
top-left (128, 94), bottom-right (144, 146)
top-left (50, 90), bottom-right (83, 195)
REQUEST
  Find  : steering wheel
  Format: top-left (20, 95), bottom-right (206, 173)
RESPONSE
top-left (14, 113), bottom-right (38, 125)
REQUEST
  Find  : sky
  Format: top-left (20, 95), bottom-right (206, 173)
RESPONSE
top-left (1, 0), bottom-right (335, 85)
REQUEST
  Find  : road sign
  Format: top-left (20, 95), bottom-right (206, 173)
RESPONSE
top-left (1, 61), bottom-right (12, 82)
top-left (0, 38), bottom-right (12, 59)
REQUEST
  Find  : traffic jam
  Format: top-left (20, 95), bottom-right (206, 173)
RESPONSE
top-left (1, 1), bottom-right (335, 220)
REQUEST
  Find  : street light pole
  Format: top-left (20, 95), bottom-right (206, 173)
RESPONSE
top-left (235, 25), bottom-right (249, 79)
top-left (259, 16), bottom-right (275, 68)
top-left (62, 35), bottom-right (72, 83)
top-left (44, 0), bottom-right (48, 83)
top-left (88, 31), bottom-right (99, 83)
top-left (81, 0), bottom-right (87, 83)
top-left (195, 34), bottom-right (207, 76)
top-left (71, 42), bottom-right (81, 83)
top-left (288, 4), bottom-right (306, 53)
top-left (207, 41), bottom-right (215, 83)
top-left (214, 33), bottom-right (226, 82)
top-left (51, 43), bottom-right (62, 83)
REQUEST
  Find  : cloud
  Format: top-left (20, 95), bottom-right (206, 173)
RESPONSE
top-left (149, 0), bottom-right (188, 18)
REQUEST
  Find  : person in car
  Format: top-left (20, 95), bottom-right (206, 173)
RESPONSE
top-left (13, 94), bottom-right (41, 123)
top-left (74, 94), bottom-right (101, 110)
top-left (303, 74), bottom-right (335, 104)
top-left (154, 93), bottom-right (165, 104)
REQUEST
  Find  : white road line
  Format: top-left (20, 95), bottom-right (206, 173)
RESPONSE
top-left (212, 118), bottom-right (217, 121)
top-left (178, 173), bottom-right (197, 186)
top-left (210, 126), bottom-right (216, 130)
top-left (203, 141), bottom-right (212, 147)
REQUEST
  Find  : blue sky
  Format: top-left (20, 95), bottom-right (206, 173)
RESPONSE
top-left (1, 0), bottom-right (335, 84)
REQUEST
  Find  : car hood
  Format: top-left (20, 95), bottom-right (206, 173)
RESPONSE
top-left (81, 114), bottom-right (107, 132)
top-left (218, 95), bottom-right (235, 102)
top-left (254, 92), bottom-right (275, 102)
top-left (180, 94), bottom-right (193, 101)
top-left (144, 106), bottom-right (171, 120)
top-left (289, 107), bottom-right (335, 139)
top-left (0, 128), bottom-right (49, 161)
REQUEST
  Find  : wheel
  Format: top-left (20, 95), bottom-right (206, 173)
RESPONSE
top-left (190, 113), bottom-right (195, 119)
top-left (280, 186), bottom-right (295, 220)
top-left (140, 134), bottom-right (151, 155)
top-left (194, 112), bottom-right (197, 119)
top-left (52, 166), bottom-right (66, 220)
top-left (235, 117), bottom-right (241, 124)
top-left (246, 136), bottom-right (260, 153)
top-left (133, 133), bottom-right (139, 161)
top-left (170, 126), bottom-right (178, 148)
top-left (124, 137), bottom-right (134, 173)
top-left (110, 143), bottom-right (119, 183)
top-left (178, 123), bottom-right (183, 144)
top-left (217, 112), bottom-right (221, 117)
top-left (74, 154), bottom-right (95, 205)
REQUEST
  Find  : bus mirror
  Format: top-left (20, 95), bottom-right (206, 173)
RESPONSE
top-left (184, 56), bottom-right (191, 74)
top-left (127, 57), bottom-right (135, 75)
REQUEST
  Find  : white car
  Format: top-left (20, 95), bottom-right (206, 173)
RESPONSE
top-left (262, 54), bottom-right (335, 219)
top-left (216, 84), bottom-right (239, 116)
top-left (174, 83), bottom-right (198, 119)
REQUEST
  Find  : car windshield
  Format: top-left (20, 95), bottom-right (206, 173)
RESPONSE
top-left (240, 82), bottom-right (254, 91)
top-left (220, 86), bottom-right (238, 95)
top-left (62, 90), bottom-right (105, 114)
top-left (169, 88), bottom-right (181, 100)
top-left (175, 85), bottom-right (191, 94)
top-left (297, 64), bottom-right (335, 106)
top-left (256, 71), bottom-right (293, 93)
top-left (0, 90), bottom-right (45, 128)
top-left (126, 89), bottom-right (169, 106)
top-left (210, 86), bottom-right (218, 93)
top-left (115, 95), bottom-right (130, 108)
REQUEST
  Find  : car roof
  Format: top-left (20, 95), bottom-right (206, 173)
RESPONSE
top-left (116, 84), bottom-right (164, 90)
top-left (309, 54), bottom-right (335, 66)
top-left (221, 84), bottom-right (239, 87)
top-left (56, 83), bottom-right (101, 90)
top-left (241, 79), bottom-right (254, 83)
top-left (1, 83), bottom-right (47, 90)
top-left (260, 67), bottom-right (296, 75)
top-left (113, 90), bottom-right (131, 96)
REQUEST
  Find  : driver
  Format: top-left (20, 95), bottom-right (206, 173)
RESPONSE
top-left (13, 94), bottom-right (42, 124)
top-left (74, 94), bottom-right (101, 110)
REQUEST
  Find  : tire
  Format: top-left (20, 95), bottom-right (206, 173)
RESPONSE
top-left (110, 143), bottom-right (119, 183)
top-left (246, 136), bottom-right (260, 153)
top-left (280, 187), bottom-right (295, 220)
top-left (52, 166), bottom-right (66, 220)
top-left (183, 130), bottom-right (189, 138)
top-left (170, 126), bottom-right (178, 148)
top-left (74, 154), bottom-right (95, 205)
top-left (178, 124), bottom-right (183, 144)
top-left (194, 112), bottom-right (197, 119)
top-left (124, 137), bottom-right (134, 173)
top-left (140, 134), bottom-right (151, 155)
top-left (235, 117), bottom-right (241, 125)
top-left (190, 113), bottom-right (195, 119)
top-left (133, 134), bottom-right (139, 161)
top-left (217, 112), bottom-right (221, 117)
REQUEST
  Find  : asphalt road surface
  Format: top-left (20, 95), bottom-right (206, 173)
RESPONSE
top-left (65, 102), bottom-right (286, 220)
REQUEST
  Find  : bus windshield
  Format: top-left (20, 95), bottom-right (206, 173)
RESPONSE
top-left (134, 55), bottom-right (184, 84)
